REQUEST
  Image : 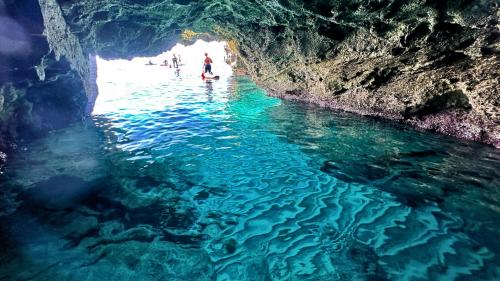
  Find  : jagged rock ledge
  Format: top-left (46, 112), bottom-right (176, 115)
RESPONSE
top-left (253, 54), bottom-right (499, 147)
top-left (227, 1), bottom-right (500, 148)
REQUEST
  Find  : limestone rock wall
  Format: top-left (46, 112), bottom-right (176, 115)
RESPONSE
top-left (221, 0), bottom-right (500, 147)
top-left (0, 0), bottom-right (97, 169)
top-left (38, 0), bottom-right (98, 115)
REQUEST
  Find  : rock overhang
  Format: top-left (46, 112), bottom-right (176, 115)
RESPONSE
top-left (56, 1), bottom-right (499, 68)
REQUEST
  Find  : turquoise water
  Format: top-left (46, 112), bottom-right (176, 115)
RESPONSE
top-left (0, 73), bottom-right (499, 281)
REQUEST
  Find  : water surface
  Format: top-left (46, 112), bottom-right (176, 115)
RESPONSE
top-left (1, 68), bottom-right (499, 280)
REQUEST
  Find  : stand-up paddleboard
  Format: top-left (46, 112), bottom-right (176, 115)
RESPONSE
top-left (202, 73), bottom-right (220, 80)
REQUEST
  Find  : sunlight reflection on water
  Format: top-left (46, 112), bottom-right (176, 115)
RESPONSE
top-left (94, 40), bottom-right (233, 115)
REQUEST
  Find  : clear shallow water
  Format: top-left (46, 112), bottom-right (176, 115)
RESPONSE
top-left (0, 71), bottom-right (499, 280)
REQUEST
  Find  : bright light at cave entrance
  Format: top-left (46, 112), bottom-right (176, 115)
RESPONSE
top-left (93, 40), bottom-right (233, 115)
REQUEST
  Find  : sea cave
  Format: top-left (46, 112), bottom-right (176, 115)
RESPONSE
top-left (0, 0), bottom-right (499, 280)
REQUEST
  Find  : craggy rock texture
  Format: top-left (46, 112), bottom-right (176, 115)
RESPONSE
top-left (220, 0), bottom-right (500, 147)
top-left (0, 0), bottom-right (97, 168)
top-left (0, 0), bottom-right (499, 155)
top-left (38, 0), bottom-right (99, 114)
top-left (58, 0), bottom-right (499, 147)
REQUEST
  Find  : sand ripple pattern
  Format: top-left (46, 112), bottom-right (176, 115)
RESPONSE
top-left (89, 76), bottom-right (500, 281)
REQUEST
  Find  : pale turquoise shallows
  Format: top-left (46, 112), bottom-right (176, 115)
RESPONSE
top-left (0, 73), bottom-right (499, 281)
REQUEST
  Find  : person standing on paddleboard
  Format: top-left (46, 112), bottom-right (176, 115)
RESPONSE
top-left (172, 54), bottom-right (179, 68)
top-left (203, 53), bottom-right (213, 75)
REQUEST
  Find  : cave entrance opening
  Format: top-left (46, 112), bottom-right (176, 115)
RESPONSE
top-left (93, 40), bottom-right (233, 115)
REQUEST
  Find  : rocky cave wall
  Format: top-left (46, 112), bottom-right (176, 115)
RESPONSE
top-left (39, 0), bottom-right (500, 147)
top-left (0, 0), bottom-right (98, 168)
top-left (229, 0), bottom-right (500, 147)
top-left (0, 0), bottom-right (499, 168)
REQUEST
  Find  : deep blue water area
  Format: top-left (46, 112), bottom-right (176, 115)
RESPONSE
top-left (0, 74), bottom-right (499, 281)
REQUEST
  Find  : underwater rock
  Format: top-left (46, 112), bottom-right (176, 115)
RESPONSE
top-left (82, 240), bottom-right (215, 281)
top-left (223, 238), bottom-right (238, 255)
top-left (20, 175), bottom-right (102, 210)
top-left (104, 176), bottom-right (178, 209)
top-left (347, 244), bottom-right (388, 281)
top-left (0, 221), bottom-right (214, 280)
top-left (6, 122), bottom-right (109, 189)
top-left (0, 183), bottom-right (20, 216)
top-left (321, 159), bottom-right (389, 183)
top-left (320, 146), bottom-right (489, 208)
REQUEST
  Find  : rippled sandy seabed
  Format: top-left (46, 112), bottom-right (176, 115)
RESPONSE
top-left (0, 63), bottom-right (499, 280)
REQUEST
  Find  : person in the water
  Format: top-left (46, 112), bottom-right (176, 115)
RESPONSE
top-left (203, 53), bottom-right (213, 75)
top-left (172, 54), bottom-right (179, 68)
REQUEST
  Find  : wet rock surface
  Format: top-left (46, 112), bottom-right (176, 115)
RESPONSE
top-left (0, 0), bottom-right (96, 158)
top-left (220, 0), bottom-right (500, 147)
